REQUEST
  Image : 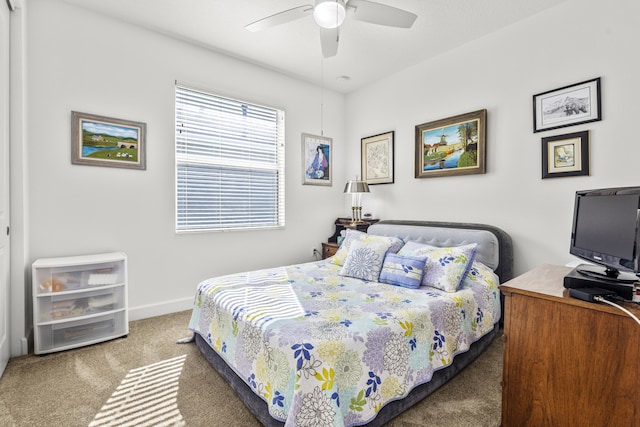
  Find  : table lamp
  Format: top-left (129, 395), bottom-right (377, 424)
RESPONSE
top-left (344, 179), bottom-right (370, 224)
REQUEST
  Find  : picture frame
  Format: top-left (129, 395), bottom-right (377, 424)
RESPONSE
top-left (302, 133), bottom-right (332, 186)
top-left (415, 109), bottom-right (486, 179)
top-left (541, 130), bottom-right (589, 179)
top-left (533, 77), bottom-right (601, 133)
top-left (361, 131), bottom-right (394, 185)
top-left (71, 111), bottom-right (146, 170)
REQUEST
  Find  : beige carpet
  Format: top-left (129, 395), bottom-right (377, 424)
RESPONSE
top-left (0, 310), bottom-right (502, 427)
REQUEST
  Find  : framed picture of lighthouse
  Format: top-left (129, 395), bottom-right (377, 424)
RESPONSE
top-left (414, 109), bottom-right (486, 179)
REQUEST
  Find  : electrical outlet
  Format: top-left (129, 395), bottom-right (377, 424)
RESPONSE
top-left (311, 247), bottom-right (317, 257)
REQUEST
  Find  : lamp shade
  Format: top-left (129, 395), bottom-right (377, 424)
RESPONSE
top-left (344, 180), bottom-right (370, 194)
top-left (313, 0), bottom-right (346, 29)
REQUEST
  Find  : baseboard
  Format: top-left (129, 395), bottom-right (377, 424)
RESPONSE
top-left (128, 296), bottom-right (194, 321)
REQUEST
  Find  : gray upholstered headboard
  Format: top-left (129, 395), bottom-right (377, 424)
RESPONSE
top-left (367, 220), bottom-right (514, 283)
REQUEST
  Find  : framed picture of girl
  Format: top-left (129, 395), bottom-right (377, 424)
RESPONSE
top-left (302, 133), bottom-right (332, 186)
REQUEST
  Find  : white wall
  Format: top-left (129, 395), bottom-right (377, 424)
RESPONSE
top-left (10, 0), bottom-right (640, 355)
top-left (11, 0), bottom-right (348, 354)
top-left (345, 0), bottom-right (640, 276)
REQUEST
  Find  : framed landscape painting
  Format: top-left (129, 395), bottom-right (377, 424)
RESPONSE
top-left (415, 109), bottom-right (486, 178)
top-left (71, 111), bottom-right (147, 170)
top-left (533, 77), bottom-right (601, 133)
top-left (302, 133), bottom-right (332, 186)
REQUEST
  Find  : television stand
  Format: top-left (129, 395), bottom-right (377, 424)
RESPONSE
top-left (563, 264), bottom-right (636, 300)
top-left (501, 264), bottom-right (640, 426)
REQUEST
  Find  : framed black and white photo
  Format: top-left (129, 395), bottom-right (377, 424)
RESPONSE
top-left (361, 131), bottom-right (394, 185)
top-left (541, 130), bottom-right (589, 179)
top-left (533, 78), bottom-right (601, 133)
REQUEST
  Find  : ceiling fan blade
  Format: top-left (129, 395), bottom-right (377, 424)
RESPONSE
top-left (245, 5), bottom-right (314, 32)
top-left (320, 27), bottom-right (339, 58)
top-left (347, 0), bottom-right (417, 28)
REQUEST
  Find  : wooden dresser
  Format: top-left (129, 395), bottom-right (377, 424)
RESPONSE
top-left (321, 242), bottom-right (339, 259)
top-left (500, 264), bottom-right (640, 427)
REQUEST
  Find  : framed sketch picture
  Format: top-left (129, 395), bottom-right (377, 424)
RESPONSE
top-left (533, 77), bottom-right (601, 133)
top-left (415, 109), bottom-right (486, 179)
top-left (302, 133), bottom-right (332, 186)
top-left (71, 111), bottom-right (146, 170)
top-left (541, 130), bottom-right (589, 179)
top-left (361, 131), bottom-right (394, 185)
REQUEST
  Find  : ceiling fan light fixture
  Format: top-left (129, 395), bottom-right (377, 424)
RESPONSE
top-left (313, 0), bottom-right (346, 29)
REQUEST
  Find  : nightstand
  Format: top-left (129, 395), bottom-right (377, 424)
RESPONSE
top-left (500, 264), bottom-right (640, 426)
top-left (321, 242), bottom-right (339, 259)
top-left (327, 217), bottom-right (379, 244)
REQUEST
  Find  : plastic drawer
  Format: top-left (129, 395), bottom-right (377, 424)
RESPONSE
top-left (35, 285), bottom-right (126, 323)
top-left (34, 261), bottom-right (124, 295)
top-left (35, 310), bottom-right (127, 354)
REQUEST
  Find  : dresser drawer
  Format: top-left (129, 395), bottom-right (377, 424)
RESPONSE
top-left (322, 243), bottom-right (339, 259)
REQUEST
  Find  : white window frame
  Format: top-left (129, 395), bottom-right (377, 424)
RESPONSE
top-left (175, 85), bottom-right (285, 232)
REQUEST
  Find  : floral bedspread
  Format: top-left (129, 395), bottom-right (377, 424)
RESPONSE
top-left (188, 260), bottom-right (500, 427)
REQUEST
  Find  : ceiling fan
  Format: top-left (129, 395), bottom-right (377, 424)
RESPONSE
top-left (245, 0), bottom-right (417, 58)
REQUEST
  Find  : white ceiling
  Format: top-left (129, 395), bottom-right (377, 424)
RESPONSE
top-left (62, 0), bottom-right (566, 93)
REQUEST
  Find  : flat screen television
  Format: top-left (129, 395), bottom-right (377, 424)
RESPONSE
top-left (570, 186), bottom-right (640, 283)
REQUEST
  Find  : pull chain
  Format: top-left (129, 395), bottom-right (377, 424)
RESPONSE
top-left (320, 57), bottom-right (324, 136)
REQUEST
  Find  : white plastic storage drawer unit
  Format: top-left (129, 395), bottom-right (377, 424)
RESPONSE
top-left (32, 252), bottom-right (128, 354)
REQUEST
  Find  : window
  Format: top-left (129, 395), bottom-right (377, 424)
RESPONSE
top-left (175, 85), bottom-right (285, 232)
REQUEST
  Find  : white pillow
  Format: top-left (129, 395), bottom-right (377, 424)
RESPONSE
top-left (339, 240), bottom-right (391, 282)
top-left (397, 241), bottom-right (477, 292)
top-left (331, 229), bottom-right (404, 266)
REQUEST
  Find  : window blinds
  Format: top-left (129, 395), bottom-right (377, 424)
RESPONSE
top-left (175, 85), bottom-right (285, 232)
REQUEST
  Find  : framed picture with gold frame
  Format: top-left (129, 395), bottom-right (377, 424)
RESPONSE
top-left (415, 109), bottom-right (486, 178)
top-left (541, 130), bottom-right (589, 179)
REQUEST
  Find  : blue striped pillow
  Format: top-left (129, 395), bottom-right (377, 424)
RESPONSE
top-left (379, 253), bottom-right (427, 289)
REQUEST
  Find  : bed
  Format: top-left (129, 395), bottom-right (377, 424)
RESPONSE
top-left (188, 220), bottom-right (513, 427)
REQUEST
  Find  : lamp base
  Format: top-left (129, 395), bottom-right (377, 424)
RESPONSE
top-left (350, 206), bottom-right (363, 225)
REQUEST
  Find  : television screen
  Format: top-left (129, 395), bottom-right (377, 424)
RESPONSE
top-left (570, 187), bottom-right (640, 280)
top-left (573, 194), bottom-right (638, 260)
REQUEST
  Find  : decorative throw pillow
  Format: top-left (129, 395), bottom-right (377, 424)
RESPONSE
top-left (463, 260), bottom-right (499, 288)
top-left (339, 240), bottom-right (391, 281)
top-left (331, 229), bottom-right (404, 266)
top-left (379, 253), bottom-right (427, 289)
top-left (397, 241), bottom-right (478, 292)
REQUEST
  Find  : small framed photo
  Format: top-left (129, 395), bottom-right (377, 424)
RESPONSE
top-left (541, 130), bottom-right (589, 179)
top-left (302, 133), bottom-right (332, 186)
top-left (361, 131), bottom-right (394, 185)
top-left (533, 77), bottom-right (601, 133)
top-left (415, 109), bottom-right (486, 179)
top-left (71, 111), bottom-right (146, 170)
